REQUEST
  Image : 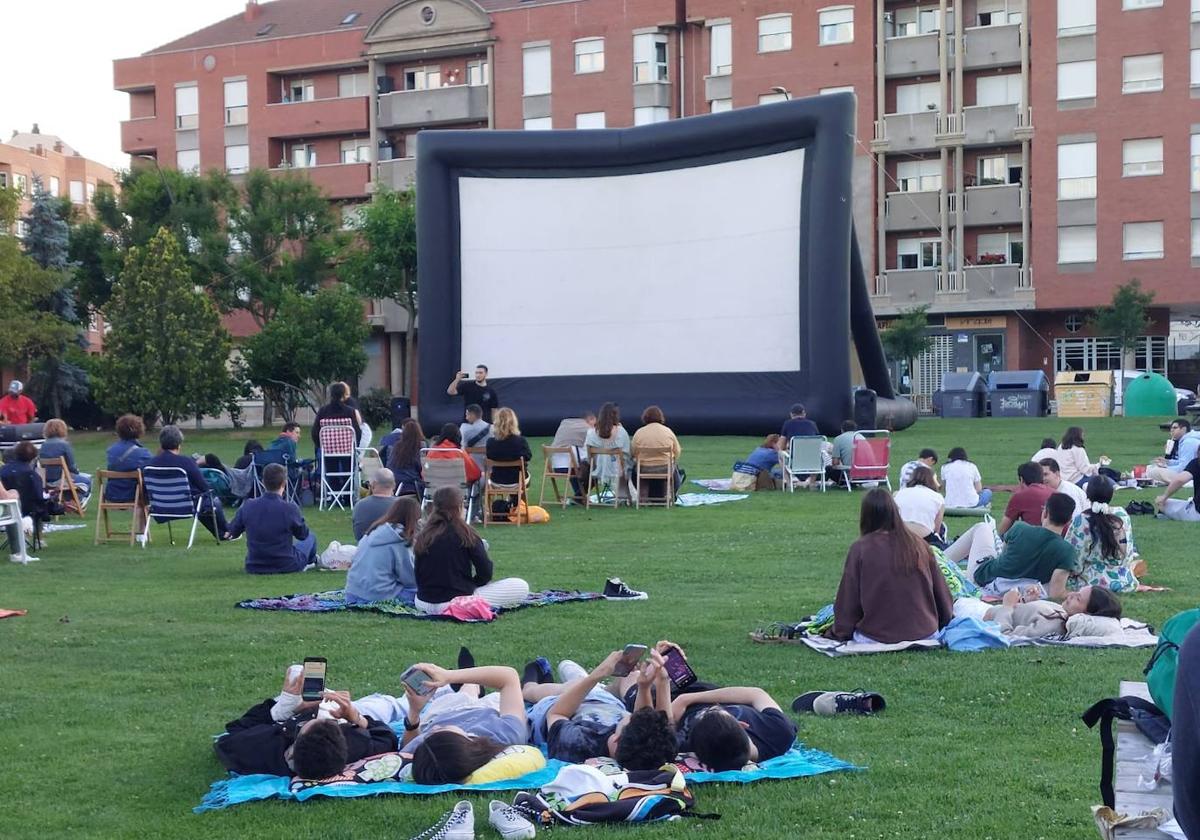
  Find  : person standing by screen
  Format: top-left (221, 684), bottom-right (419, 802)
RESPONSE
top-left (447, 365), bottom-right (499, 422)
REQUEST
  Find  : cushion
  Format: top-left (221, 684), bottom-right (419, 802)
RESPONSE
top-left (465, 744), bottom-right (546, 785)
top-left (1065, 613), bottom-right (1125, 639)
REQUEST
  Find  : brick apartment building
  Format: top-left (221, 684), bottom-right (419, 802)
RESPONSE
top-left (112, 0), bottom-right (1200, 406)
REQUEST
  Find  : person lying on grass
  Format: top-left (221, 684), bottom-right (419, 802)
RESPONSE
top-left (214, 665), bottom-right (404, 780)
top-left (521, 649), bottom-right (676, 768)
top-left (954, 583), bottom-right (1123, 638)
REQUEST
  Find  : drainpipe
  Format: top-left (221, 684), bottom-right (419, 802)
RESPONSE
top-left (487, 44), bottom-right (496, 128)
top-left (368, 56), bottom-right (379, 195)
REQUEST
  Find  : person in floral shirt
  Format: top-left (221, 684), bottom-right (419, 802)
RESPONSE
top-left (1065, 477), bottom-right (1141, 593)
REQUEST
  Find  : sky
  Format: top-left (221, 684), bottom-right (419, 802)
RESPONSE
top-left (1, 0), bottom-right (248, 171)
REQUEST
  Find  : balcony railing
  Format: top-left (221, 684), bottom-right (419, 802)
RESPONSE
top-left (260, 95), bottom-right (369, 139)
top-left (268, 161), bottom-right (370, 200)
top-left (379, 84), bottom-right (489, 129)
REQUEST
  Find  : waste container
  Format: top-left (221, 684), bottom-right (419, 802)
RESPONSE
top-left (935, 372), bottom-right (988, 418)
top-left (853, 387), bottom-right (877, 430)
top-left (988, 371), bottom-right (1050, 418)
top-left (390, 396), bottom-right (411, 428)
top-left (1123, 372), bottom-right (1178, 417)
top-left (1054, 371), bottom-right (1114, 418)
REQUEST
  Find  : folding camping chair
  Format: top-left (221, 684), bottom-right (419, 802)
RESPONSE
top-left (421, 449), bottom-right (476, 522)
top-left (540, 445), bottom-right (582, 508)
top-left (483, 459), bottom-right (528, 526)
top-left (586, 446), bottom-right (629, 509)
top-left (140, 466), bottom-right (205, 548)
top-left (633, 446), bottom-right (676, 508)
top-left (782, 436), bottom-right (828, 492)
top-left (40, 455), bottom-right (87, 516)
top-left (93, 469), bottom-right (145, 546)
top-left (251, 449), bottom-right (299, 503)
top-left (318, 423), bottom-right (359, 511)
top-left (844, 431), bottom-right (892, 492)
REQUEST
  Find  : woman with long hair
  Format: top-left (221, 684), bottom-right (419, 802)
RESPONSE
top-left (484, 407), bottom-right (532, 488)
top-left (1054, 426), bottom-right (1101, 485)
top-left (386, 418), bottom-right (426, 496)
top-left (940, 447), bottom-right (992, 509)
top-left (828, 489), bottom-right (954, 644)
top-left (345, 496), bottom-right (423, 604)
top-left (584, 402), bottom-right (632, 497)
top-left (893, 465), bottom-right (946, 548)
top-left (412, 486), bottom-right (529, 615)
top-left (1065, 476), bottom-right (1140, 592)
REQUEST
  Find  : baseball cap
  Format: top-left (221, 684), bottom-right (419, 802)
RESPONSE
top-left (8, 380), bottom-right (21, 393)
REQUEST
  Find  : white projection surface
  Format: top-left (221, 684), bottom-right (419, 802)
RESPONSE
top-left (458, 148), bottom-right (804, 378)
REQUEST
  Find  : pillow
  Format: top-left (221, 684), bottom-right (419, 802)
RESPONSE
top-left (1065, 613), bottom-right (1124, 639)
top-left (465, 744), bottom-right (546, 784)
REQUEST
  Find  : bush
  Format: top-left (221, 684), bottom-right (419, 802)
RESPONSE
top-left (358, 387), bottom-right (394, 429)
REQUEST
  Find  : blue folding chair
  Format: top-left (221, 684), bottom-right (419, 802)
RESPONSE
top-left (140, 466), bottom-right (203, 548)
top-left (251, 449), bottom-right (299, 503)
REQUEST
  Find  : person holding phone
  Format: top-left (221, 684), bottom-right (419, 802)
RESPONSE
top-left (214, 664), bottom-right (405, 780)
top-left (447, 365), bottom-right (499, 423)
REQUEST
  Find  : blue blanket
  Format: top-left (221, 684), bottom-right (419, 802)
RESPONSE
top-left (236, 588), bottom-right (605, 621)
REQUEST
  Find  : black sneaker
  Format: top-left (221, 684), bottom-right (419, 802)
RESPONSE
top-left (521, 657), bottom-right (552, 686)
top-left (603, 577), bottom-right (648, 601)
top-left (792, 690), bottom-right (886, 716)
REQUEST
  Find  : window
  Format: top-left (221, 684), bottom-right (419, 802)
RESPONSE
top-left (1192, 50), bottom-right (1200, 88)
top-left (758, 14), bottom-right (792, 53)
top-left (978, 155), bottom-right (1017, 185)
top-left (710, 23), bottom-right (732, 75)
top-left (69, 180), bottom-right (84, 204)
top-left (1122, 54), bottom-right (1163, 93)
top-left (0, 172), bottom-right (6, 188)
top-left (1057, 60), bottom-right (1096, 101)
top-left (897, 238), bottom-right (942, 270)
top-left (575, 38), bottom-right (604, 74)
top-left (977, 233), bottom-right (1022, 264)
top-left (891, 5), bottom-right (942, 37)
top-left (1193, 134), bottom-right (1200, 190)
top-left (1192, 220), bottom-right (1200, 258)
top-left (976, 73), bottom-right (1021, 107)
top-left (820, 85), bottom-right (854, 96)
top-left (1058, 225), bottom-right (1096, 263)
top-left (896, 159), bottom-right (941, 192)
top-left (575, 112), bottom-right (606, 129)
top-left (633, 34), bottom-right (668, 83)
top-left (404, 67), bottom-right (441, 91)
top-left (1058, 142), bottom-right (1096, 199)
top-left (340, 138), bottom-right (371, 163)
top-left (1057, 0), bottom-right (1096, 34)
top-left (895, 81), bottom-right (940, 113)
top-left (710, 98), bottom-right (733, 113)
top-left (1122, 0), bottom-right (1162, 8)
top-left (1122, 138), bottom-right (1163, 177)
top-left (225, 144), bottom-right (249, 174)
top-left (466, 60), bottom-right (489, 87)
top-left (338, 72), bottom-right (370, 97)
top-left (49, 175), bottom-right (59, 195)
top-left (1124, 222), bottom-right (1164, 260)
top-left (523, 117), bottom-right (552, 130)
top-left (13, 173), bottom-right (28, 196)
top-left (759, 92), bottom-right (788, 105)
top-left (523, 46), bottom-right (551, 96)
top-left (286, 79), bottom-right (314, 102)
top-left (175, 84), bottom-right (198, 129)
top-left (633, 106), bottom-right (670, 125)
top-left (176, 149), bottom-right (200, 173)
top-left (819, 7), bottom-right (854, 45)
top-left (224, 79), bottom-right (248, 126)
top-left (87, 183), bottom-right (95, 203)
top-left (1055, 336), bottom-right (1166, 375)
top-left (291, 144), bottom-right (317, 168)
top-left (977, 0), bottom-right (1020, 26)
top-left (14, 220), bottom-right (27, 239)
top-left (1195, 0), bottom-right (1200, 21)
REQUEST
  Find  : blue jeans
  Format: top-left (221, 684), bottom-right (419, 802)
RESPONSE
top-left (975, 488), bottom-right (993, 508)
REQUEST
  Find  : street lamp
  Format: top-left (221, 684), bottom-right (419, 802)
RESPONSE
top-left (134, 153), bottom-right (175, 205)
top-left (769, 86), bottom-right (792, 100)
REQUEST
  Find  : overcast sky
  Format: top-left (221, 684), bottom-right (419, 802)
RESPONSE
top-left (1, 0), bottom-right (248, 171)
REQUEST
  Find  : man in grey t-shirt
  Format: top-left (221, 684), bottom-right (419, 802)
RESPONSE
top-left (352, 469), bottom-right (397, 540)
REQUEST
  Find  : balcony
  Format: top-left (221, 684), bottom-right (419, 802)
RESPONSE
top-left (379, 84), bottom-right (489, 130)
top-left (870, 265), bottom-right (1034, 315)
top-left (962, 103), bottom-right (1020, 145)
top-left (260, 96), bottom-right (368, 140)
top-left (962, 183), bottom-right (1021, 226)
top-left (875, 111), bottom-right (939, 152)
top-left (884, 33), bottom-right (940, 77)
top-left (885, 190), bottom-right (945, 232)
top-left (120, 117), bottom-right (165, 156)
top-left (270, 162), bottom-right (370, 200)
top-left (379, 157), bottom-right (417, 191)
top-left (960, 265), bottom-right (1034, 308)
top-left (962, 23), bottom-right (1021, 70)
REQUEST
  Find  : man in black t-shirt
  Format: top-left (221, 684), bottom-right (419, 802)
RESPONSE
top-left (780, 403), bottom-right (819, 440)
top-left (1155, 457), bottom-right (1200, 521)
top-left (447, 364), bottom-right (499, 422)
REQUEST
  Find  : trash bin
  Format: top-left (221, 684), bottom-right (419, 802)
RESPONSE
top-left (853, 387), bottom-right (877, 430)
top-left (1054, 371), bottom-right (1114, 418)
top-left (390, 396), bottom-right (411, 428)
top-left (935, 372), bottom-right (988, 418)
top-left (988, 371), bottom-right (1050, 418)
top-left (1123, 372), bottom-right (1177, 417)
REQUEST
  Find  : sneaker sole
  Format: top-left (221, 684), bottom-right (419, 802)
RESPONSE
top-left (492, 827), bottom-right (536, 840)
top-left (604, 593), bottom-right (648, 600)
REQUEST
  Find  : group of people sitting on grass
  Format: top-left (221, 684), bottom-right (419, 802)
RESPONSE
top-left (215, 640), bottom-right (798, 786)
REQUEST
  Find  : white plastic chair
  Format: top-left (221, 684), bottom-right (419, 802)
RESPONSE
top-left (0, 497), bottom-right (27, 558)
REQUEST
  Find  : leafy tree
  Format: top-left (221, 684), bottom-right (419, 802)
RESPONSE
top-left (0, 185), bottom-right (22, 231)
top-left (881, 305), bottom-right (933, 393)
top-left (341, 187), bottom-right (417, 394)
top-left (0, 237), bottom-right (77, 368)
top-left (94, 228), bottom-right (234, 425)
top-left (243, 286), bottom-right (368, 423)
top-left (1091, 279), bottom-right (1155, 369)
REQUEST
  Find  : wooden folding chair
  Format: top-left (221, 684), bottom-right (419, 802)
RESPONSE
top-left (483, 459), bottom-right (527, 526)
top-left (540, 445), bottom-right (581, 508)
top-left (586, 446), bottom-right (629, 509)
top-left (42, 456), bottom-right (86, 517)
top-left (633, 446), bottom-right (676, 508)
top-left (93, 469), bottom-right (145, 546)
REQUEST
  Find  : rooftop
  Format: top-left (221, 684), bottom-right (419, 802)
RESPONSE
top-left (4, 126), bottom-right (80, 157)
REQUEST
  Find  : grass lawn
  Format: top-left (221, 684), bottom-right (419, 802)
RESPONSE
top-left (0, 416), bottom-right (1192, 839)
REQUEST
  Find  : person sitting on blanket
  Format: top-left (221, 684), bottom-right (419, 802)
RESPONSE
top-left (402, 663), bottom-right (534, 784)
top-left (351, 468), bottom-right (398, 541)
top-left (225, 463), bottom-right (317, 574)
top-left (780, 403), bottom-right (819, 441)
top-left (941, 447), bottom-right (992, 509)
top-left (954, 583), bottom-right (1123, 639)
top-left (1155, 453), bottom-right (1200, 522)
top-left (412, 485), bottom-right (529, 615)
top-left (898, 448), bottom-right (940, 491)
top-left (1031, 437), bottom-right (1058, 465)
top-left (1065, 476), bottom-right (1142, 593)
top-left (214, 663), bottom-right (404, 780)
top-left (386, 418), bottom-right (425, 498)
top-left (738, 434), bottom-right (785, 491)
top-left (1054, 426), bottom-right (1107, 487)
top-left (1145, 418), bottom-right (1200, 486)
top-left (521, 649), bottom-right (677, 768)
top-left (345, 495), bottom-right (421, 604)
top-left (893, 465), bottom-right (947, 549)
top-left (997, 461), bottom-right (1054, 536)
top-left (1038, 457), bottom-right (1088, 520)
top-left (828, 489), bottom-right (954, 645)
top-left (942, 492), bottom-right (1078, 599)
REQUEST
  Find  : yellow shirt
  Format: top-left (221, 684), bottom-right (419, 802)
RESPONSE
top-left (631, 423), bottom-right (682, 463)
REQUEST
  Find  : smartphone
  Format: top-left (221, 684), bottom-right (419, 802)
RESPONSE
top-left (661, 646), bottom-right (697, 690)
top-left (301, 657), bottom-right (327, 701)
top-left (612, 644), bottom-right (648, 678)
top-left (459, 372), bottom-right (470, 379)
top-left (400, 666), bottom-right (436, 696)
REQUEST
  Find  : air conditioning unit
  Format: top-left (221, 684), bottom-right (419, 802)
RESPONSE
top-left (377, 75), bottom-right (395, 94)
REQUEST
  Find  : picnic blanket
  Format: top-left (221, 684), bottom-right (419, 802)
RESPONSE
top-left (42, 523), bottom-right (87, 533)
top-left (691, 478), bottom-right (733, 491)
top-left (236, 589), bottom-right (605, 621)
top-left (0, 609), bottom-right (26, 619)
top-left (672, 742), bottom-right (856, 785)
top-left (677, 493), bottom-right (749, 507)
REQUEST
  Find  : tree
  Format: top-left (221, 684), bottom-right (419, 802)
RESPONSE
top-left (0, 237), bottom-right (76, 369)
top-left (93, 228), bottom-right (234, 425)
top-left (243, 287), bottom-right (368, 423)
top-left (0, 185), bottom-right (21, 232)
top-left (881, 305), bottom-right (933, 394)
top-left (341, 187), bottom-right (418, 394)
top-left (1091, 279), bottom-right (1155, 369)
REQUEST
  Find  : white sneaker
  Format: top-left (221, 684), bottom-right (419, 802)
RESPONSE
top-left (135, 534), bottom-right (147, 547)
top-left (410, 800), bottom-right (474, 840)
top-left (10, 554), bottom-right (40, 564)
top-left (556, 659), bottom-right (588, 684)
top-left (489, 800), bottom-right (536, 839)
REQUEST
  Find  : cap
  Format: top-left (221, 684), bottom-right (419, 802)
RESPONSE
top-left (8, 380), bottom-right (21, 393)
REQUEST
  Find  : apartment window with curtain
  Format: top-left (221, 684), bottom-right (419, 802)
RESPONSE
top-left (1058, 141), bottom-right (1097, 199)
top-left (895, 81), bottom-right (940, 113)
top-left (176, 149), bottom-right (200, 174)
top-left (891, 5), bottom-right (942, 37)
top-left (1057, 61), bottom-right (1096, 100)
top-left (709, 23), bottom-right (732, 75)
top-left (291, 144), bottom-right (317, 168)
top-left (1058, 226), bottom-right (1096, 263)
top-left (818, 7), bottom-right (854, 45)
top-left (288, 79), bottom-right (315, 101)
top-left (1122, 54), bottom-right (1163, 93)
top-left (1057, 0), bottom-right (1096, 34)
top-left (69, 180), bottom-right (83, 203)
top-left (633, 34), bottom-right (668, 82)
top-left (575, 112), bottom-right (606, 129)
top-left (896, 159), bottom-right (941, 192)
top-left (574, 38), bottom-right (605, 74)
top-left (897, 238), bottom-right (942, 270)
top-left (405, 67), bottom-right (441, 91)
top-left (466, 60), bottom-right (489, 86)
top-left (710, 98), bottom-right (733, 113)
top-left (175, 84), bottom-right (198, 129)
top-left (977, 0), bottom-right (1020, 26)
top-left (340, 138), bottom-right (371, 163)
top-left (225, 144), bottom-right (249, 174)
top-left (758, 15), bottom-right (792, 52)
top-left (977, 233), bottom-right (1022, 264)
top-left (979, 154), bottom-right (1022, 185)
top-left (634, 106), bottom-right (670, 125)
top-left (523, 46), bottom-right (551, 95)
top-left (1122, 138), bottom-right (1163, 177)
top-left (976, 73), bottom-right (1022, 107)
top-left (224, 79), bottom-right (248, 126)
top-left (338, 72), bottom-right (370, 97)
top-left (1123, 222), bottom-right (1164, 260)
top-left (49, 175), bottom-right (60, 195)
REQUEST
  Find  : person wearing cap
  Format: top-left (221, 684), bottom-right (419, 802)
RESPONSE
top-left (779, 403), bottom-right (819, 441)
top-left (0, 381), bottom-right (37, 425)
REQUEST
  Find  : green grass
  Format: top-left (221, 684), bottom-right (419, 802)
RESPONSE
top-left (0, 417), bottom-right (1192, 839)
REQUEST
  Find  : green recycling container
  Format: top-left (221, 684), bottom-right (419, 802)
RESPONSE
top-left (1123, 372), bottom-right (1177, 417)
